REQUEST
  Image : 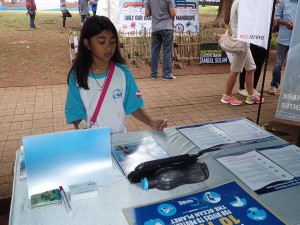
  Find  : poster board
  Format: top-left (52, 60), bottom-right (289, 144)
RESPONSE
top-left (275, 2), bottom-right (300, 122)
top-left (200, 43), bottom-right (229, 64)
top-left (123, 181), bottom-right (286, 225)
top-left (118, 0), bottom-right (199, 34)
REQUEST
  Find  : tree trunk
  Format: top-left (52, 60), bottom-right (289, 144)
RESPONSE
top-left (202, 0), bottom-right (234, 28)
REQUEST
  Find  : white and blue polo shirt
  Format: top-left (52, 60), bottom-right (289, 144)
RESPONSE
top-left (65, 63), bottom-right (144, 134)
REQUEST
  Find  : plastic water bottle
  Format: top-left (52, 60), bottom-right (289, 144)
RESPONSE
top-left (141, 161), bottom-right (209, 191)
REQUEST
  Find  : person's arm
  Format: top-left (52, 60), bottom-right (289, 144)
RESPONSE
top-left (277, 18), bottom-right (294, 30)
top-left (131, 108), bottom-right (166, 131)
top-left (169, 7), bottom-right (176, 18)
top-left (145, 1), bottom-right (151, 17)
top-left (275, 0), bottom-right (293, 30)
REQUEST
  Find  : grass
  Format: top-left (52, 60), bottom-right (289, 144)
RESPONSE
top-left (0, 11), bottom-right (80, 85)
top-left (199, 5), bottom-right (219, 16)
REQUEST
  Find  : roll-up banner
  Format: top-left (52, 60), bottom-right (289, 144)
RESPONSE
top-left (237, 0), bottom-right (273, 49)
top-left (275, 2), bottom-right (300, 122)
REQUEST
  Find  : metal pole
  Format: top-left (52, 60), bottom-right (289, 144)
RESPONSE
top-left (256, 0), bottom-right (277, 125)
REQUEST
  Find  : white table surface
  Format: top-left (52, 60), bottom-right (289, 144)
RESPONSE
top-left (9, 123), bottom-right (300, 225)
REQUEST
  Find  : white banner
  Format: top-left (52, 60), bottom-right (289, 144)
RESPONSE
top-left (275, 2), bottom-right (300, 122)
top-left (118, 0), bottom-right (199, 34)
top-left (35, 0), bottom-right (60, 10)
top-left (237, 0), bottom-right (273, 49)
top-left (97, 0), bottom-right (120, 30)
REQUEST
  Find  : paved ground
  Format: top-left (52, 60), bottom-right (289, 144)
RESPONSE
top-left (0, 68), bottom-right (299, 224)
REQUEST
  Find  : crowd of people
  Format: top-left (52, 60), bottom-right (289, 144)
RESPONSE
top-left (25, 0), bottom-right (98, 29)
top-left (22, 0), bottom-right (298, 133)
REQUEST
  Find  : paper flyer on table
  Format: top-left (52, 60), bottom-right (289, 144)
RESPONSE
top-left (256, 143), bottom-right (300, 178)
top-left (216, 150), bottom-right (300, 195)
top-left (177, 118), bottom-right (275, 150)
top-left (123, 181), bottom-right (286, 225)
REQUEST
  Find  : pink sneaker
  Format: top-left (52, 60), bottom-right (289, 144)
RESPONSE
top-left (221, 95), bottom-right (242, 106)
top-left (245, 96), bottom-right (265, 104)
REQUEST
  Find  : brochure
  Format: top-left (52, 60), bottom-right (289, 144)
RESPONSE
top-left (111, 136), bottom-right (169, 177)
top-left (216, 144), bottom-right (300, 194)
top-left (123, 181), bottom-right (286, 225)
top-left (177, 117), bottom-right (276, 150)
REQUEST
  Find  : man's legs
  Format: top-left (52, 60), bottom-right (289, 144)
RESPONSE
top-left (270, 43), bottom-right (289, 89)
top-left (150, 31), bottom-right (162, 78)
top-left (62, 12), bottom-right (67, 28)
top-left (161, 29), bottom-right (173, 79)
top-left (29, 14), bottom-right (35, 28)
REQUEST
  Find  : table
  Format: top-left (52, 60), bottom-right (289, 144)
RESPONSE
top-left (9, 120), bottom-right (300, 225)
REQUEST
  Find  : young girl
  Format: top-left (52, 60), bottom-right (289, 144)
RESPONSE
top-left (65, 16), bottom-right (166, 134)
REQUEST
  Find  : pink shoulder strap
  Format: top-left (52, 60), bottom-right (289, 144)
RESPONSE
top-left (90, 62), bottom-right (115, 126)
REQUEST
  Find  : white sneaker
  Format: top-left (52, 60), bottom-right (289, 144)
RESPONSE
top-left (238, 89), bottom-right (248, 97)
top-left (268, 86), bottom-right (277, 95)
top-left (253, 89), bottom-right (261, 97)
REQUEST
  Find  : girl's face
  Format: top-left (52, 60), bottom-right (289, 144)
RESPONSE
top-left (85, 30), bottom-right (116, 64)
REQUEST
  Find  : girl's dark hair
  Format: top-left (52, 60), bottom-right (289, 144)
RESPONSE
top-left (67, 16), bottom-right (126, 89)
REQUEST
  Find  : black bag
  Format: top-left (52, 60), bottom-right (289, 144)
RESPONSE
top-left (66, 10), bottom-right (72, 18)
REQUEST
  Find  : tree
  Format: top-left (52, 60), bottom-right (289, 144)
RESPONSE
top-left (202, 0), bottom-right (234, 28)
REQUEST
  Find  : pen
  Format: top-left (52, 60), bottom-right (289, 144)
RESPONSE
top-left (59, 186), bottom-right (73, 217)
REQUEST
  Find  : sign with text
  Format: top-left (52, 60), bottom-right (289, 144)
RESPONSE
top-left (237, 0), bottom-right (273, 49)
top-left (123, 182), bottom-right (285, 225)
top-left (119, 0), bottom-right (199, 34)
top-left (275, 2), bottom-right (300, 122)
top-left (200, 43), bottom-right (229, 64)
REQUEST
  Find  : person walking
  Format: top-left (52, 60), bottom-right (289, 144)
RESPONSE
top-left (268, 0), bottom-right (298, 95)
top-left (60, 0), bottom-right (67, 29)
top-left (145, 0), bottom-right (176, 80)
top-left (26, 0), bottom-right (37, 29)
top-left (238, 44), bottom-right (267, 97)
top-left (90, 0), bottom-right (98, 16)
top-left (78, 0), bottom-right (90, 28)
top-left (65, 16), bottom-right (167, 133)
top-left (221, 0), bottom-right (264, 106)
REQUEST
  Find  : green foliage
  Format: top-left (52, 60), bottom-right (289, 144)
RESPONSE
top-left (270, 35), bottom-right (278, 50)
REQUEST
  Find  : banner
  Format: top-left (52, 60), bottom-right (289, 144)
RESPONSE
top-left (123, 182), bottom-right (286, 225)
top-left (275, 2), bottom-right (300, 122)
top-left (35, 0), bottom-right (60, 10)
top-left (118, 0), bottom-right (199, 34)
top-left (97, 0), bottom-right (120, 30)
top-left (200, 43), bottom-right (229, 64)
top-left (237, 0), bottom-right (273, 49)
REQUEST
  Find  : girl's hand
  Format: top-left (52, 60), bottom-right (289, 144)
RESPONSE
top-left (149, 119), bottom-right (167, 131)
